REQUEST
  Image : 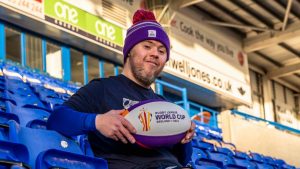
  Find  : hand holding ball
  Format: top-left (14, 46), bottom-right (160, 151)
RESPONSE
top-left (121, 100), bottom-right (191, 149)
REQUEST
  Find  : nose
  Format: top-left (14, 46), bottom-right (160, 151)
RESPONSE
top-left (149, 48), bottom-right (159, 59)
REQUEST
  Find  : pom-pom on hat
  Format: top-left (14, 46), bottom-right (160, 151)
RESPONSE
top-left (123, 9), bottom-right (170, 63)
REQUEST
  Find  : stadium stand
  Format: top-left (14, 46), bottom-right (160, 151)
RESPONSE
top-left (0, 61), bottom-right (108, 169)
top-left (0, 60), bottom-right (298, 169)
top-left (189, 120), bottom-right (297, 169)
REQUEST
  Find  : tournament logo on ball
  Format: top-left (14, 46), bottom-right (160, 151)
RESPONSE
top-left (138, 108), bottom-right (152, 131)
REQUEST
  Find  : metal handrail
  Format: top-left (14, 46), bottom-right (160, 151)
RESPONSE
top-left (154, 79), bottom-right (220, 129)
top-left (155, 79), bottom-right (189, 112)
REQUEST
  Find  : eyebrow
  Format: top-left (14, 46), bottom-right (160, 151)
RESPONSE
top-left (144, 40), bottom-right (166, 49)
top-left (145, 40), bottom-right (154, 44)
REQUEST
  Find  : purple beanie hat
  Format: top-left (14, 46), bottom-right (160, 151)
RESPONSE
top-left (123, 9), bottom-right (170, 63)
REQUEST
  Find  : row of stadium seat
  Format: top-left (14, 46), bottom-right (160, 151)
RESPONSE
top-left (0, 61), bottom-right (108, 169)
top-left (189, 122), bottom-right (297, 169)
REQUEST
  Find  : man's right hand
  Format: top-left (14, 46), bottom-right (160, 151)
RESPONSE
top-left (95, 110), bottom-right (136, 144)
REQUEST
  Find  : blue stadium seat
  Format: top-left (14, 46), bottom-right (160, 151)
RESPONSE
top-left (195, 131), bottom-right (210, 140)
top-left (205, 151), bottom-right (236, 168)
top-left (35, 149), bottom-right (108, 169)
top-left (231, 151), bottom-right (257, 169)
top-left (57, 92), bottom-right (71, 101)
top-left (191, 163), bottom-right (221, 169)
top-left (215, 147), bottom-right (234, 157)
top-left (30, 84), bottom-right (46, 94)
top-left (249, 152), bottom-right (274, 169)
top-left (7, 87), bottom-right (34, 97)
top-left (233, 157), bottom-right (256, 169)
top-left (0, 101), bottom-right (6, 112)
top-left (26, 119), bottom-right (47, 130)
top-left (37, 89), bottom-right (59, 101)
top-left (0, 112), bottom-right (19, 124)
top-left (41, 97), bottom-right (64, 110)
top-left (255, 163), bottom-right (274, 169)
top-left (0, 93), bottom-right (17, 109)
top-left (0, 113), bottom-right (19, 141)
top-left (193, 144), bottom-right (254, 169)
top-left (192, 148), bottom-right (221, 169)
top-left (0, 82), bottom-right (5, 90)
top-left (272, 158), bottom-right (296, 169)
top-left (5, 79), bottom-right (28, 89)
top-left (192, 147), bottom-right (209, 160)
top-left (0, 123), bottom-right (9, 141)
top-left (5, 91), bottom-right (46, 110)
top-left (0, 140), bottom-right (30, 169)
top-left (250, 152), bottom-right (265, 163)
top-left (76, 135), bottom-right (95, 157)
top-left (282, 164), bottom-right (296, 169)
top-left (10, 121), bottom-right (85, 168)
top-left (194, 121), bottom-right (223, 141)
top-left (5, 101), bottom-right (50, 126)
top-left (5, 81), bottom-right (32, 94)
top-left (264, 156), bottom-right (279, 168)
top-left (207, 128), bottom-right (223, 141)
top-left (4, 74), bottom-right (22, 81)
top-left (192, 137), bottom-right (215, 151)
top-left (234, 151), bottom-right (251, 160)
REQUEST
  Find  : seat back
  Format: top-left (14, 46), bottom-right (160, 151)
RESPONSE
top-left (206, 151), bottom-right (235, 166)
top-left (5, 101), bottom-right (50, 126)
top-left (26, 119), bottom-right (47, 130)
top-left (36, 149), bottom-right (108, 169)
top-left (0, 140), bottom-right (30, 169)
top-left (77, 135), bottom-right (95, 157)
top-left (0, 113), bottom-right (19, 141)
top-left (233, 157), bottom-right (256, 169)
top-left (13, 124), bottom-right (84, 167)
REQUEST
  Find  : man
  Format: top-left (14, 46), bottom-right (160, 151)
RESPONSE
top-left (47, 9), bottom-right (195, 169)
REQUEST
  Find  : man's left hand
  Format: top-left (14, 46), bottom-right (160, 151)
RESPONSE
top-left (181, 121), bottom-right (195, 144)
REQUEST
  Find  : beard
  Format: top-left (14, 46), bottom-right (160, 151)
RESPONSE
top-left (129, 57), bottom-right (164, 87)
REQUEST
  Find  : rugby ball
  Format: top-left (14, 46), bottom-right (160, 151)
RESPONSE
top-left (121, 99), bottom-right (191, 149)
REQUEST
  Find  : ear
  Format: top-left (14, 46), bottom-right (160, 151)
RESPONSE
top-left (124, 53), bottom-right (130, 64)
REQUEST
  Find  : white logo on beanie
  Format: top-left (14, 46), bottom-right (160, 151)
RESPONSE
top-left (148, 30), bottom-right (156, 37)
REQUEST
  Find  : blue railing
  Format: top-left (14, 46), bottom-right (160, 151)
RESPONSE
top-left (231, 110), bottom-right (300, 135)
top-left (155, 79), bottom-right (219, 129)
top-left (155, 79), bottom-right (189, 112)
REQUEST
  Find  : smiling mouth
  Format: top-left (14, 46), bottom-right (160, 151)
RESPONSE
top-left (146, 61), bottom-right (158, 66)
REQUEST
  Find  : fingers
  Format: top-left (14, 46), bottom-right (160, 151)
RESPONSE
top-left (120, 117), bottom-right (137, 134)
top-left (115, 130), bottom-right (128, 144)
top-left (119, 125), bottom-right (136, 144)
top-left (111, 122), bottom-right (135, 144)
top-left (111, 109), bottom-right (137, 133)
top-left (97, 109), bottom-right (137, 144)
top-left (181, 133), bottom-right (193, 144)
top-left (189, 122), bottom-right (196, 132)
top-left (112, 135), bottom-right (118, 141)
top-left (181, 122), bottom-right (196, 144)
top-left (117, 116), bottom-right (136, 144)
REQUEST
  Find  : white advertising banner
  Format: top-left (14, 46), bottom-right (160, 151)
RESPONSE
top-left (0, 0), bottom-right (44, 19)
top-left (165, 13), bottom-right (251, 105)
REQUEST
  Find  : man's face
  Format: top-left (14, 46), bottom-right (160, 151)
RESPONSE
top-left (127, 40), bottom-right (168, 87)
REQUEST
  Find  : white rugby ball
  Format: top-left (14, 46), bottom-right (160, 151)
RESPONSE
top-left (122, 99), bottom-right (191, 149)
